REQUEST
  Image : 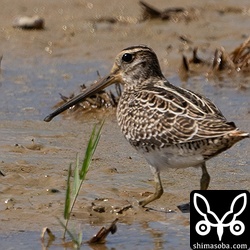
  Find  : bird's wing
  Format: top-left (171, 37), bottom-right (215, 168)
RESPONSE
top-left (133, 84), bottom-right (238, 145)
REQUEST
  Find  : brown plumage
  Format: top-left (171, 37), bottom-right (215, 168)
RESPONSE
top-left (44, 45), bottom-right (249, 207)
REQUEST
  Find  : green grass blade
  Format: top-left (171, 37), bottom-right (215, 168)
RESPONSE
top-left (62, 120), bottom-right (104, 240)
top-left (80, 120), bottom-right (104, 179)
top-left (73, 154), bottom-right (80, 197)
top-left (79, 128), bottom-right (95, 179)
top-left (64, 164), bottom-right (72, 220)
top-left (78, 231), bottom-right (83, 246)
top-left (57, 217), bottom-right (79, 247)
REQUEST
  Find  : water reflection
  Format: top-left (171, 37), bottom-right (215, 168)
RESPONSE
top-left (0, 220), bottom-right (189, 250)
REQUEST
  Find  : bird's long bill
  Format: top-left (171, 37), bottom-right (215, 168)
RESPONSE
top-left (44, 74), bottom-right (116, 122)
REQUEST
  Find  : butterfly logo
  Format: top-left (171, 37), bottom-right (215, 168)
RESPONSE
top-left (193, 193), bottom-right (247, 241)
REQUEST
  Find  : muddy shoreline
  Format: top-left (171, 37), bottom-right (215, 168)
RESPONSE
top-left (0, 0), bottom-right (249, 248)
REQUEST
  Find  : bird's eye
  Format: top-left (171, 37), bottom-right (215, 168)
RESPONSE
top-left (122, 53), bottom-right (133, 63)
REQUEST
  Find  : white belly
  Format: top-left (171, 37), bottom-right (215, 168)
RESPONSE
top-left (139, 147), bottom-right (204, 170)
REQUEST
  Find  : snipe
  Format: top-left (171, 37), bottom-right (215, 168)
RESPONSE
top-left (44, 45), bottom-right (249, 207)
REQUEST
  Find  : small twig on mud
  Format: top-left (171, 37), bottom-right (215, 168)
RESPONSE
top-left (88, 218), bottom-right (119, 244)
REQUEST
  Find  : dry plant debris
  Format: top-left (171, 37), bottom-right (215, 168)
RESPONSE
top-left (53, 37), bottom-right (250, 117)
top-left (139, 1), bottom-right (199, 22)
top-left (88, 218), bottom-right (118, 244)
top-left (40, 227), bottom-right (56, 247)
top-left (54, 80), bottom-right (121, 116)
top-left (92, 1), bottom-right (199, 24)
top-left (41, 219), bottom-right (118, 248)
top-left (0, 170), bottom-right (5, 176)
top-left (181, 36), bottom-right (250, 76)
top-left (229, 37), bottom-right (250, 72)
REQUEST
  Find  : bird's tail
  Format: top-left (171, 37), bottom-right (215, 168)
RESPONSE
top-left (227, 130), bottom-right (249, 147)
top-left (229, 130), bottom-right (249, 138)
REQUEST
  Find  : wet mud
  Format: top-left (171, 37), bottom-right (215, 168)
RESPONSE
top-left (0, 0), bottom-right (249, 249)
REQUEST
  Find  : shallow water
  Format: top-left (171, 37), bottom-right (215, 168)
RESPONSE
top-left (0, 58), bottom-right (106, 121)
top-left (0, 220), bottom-right (190, 250)
top-left (0, 0), bottom-right (250, 249)
top-left (0, 58), bottom-right (249, 250)
top-left (1, 58), bottom-right (249, 123)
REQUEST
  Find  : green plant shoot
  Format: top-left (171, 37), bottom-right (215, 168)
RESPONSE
top-left (62, 120), bottom-right (104, 241)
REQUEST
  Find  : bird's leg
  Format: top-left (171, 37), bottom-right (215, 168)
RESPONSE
top-left (178, 163), bottom-right (211, 213)
top-left (200, 162), bottom-right (210, 190)
top-left (139, 167), bottom-right (163, 207)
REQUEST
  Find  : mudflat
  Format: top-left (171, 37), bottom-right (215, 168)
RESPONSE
top-left (0, 0), bottom-right (249, 248)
